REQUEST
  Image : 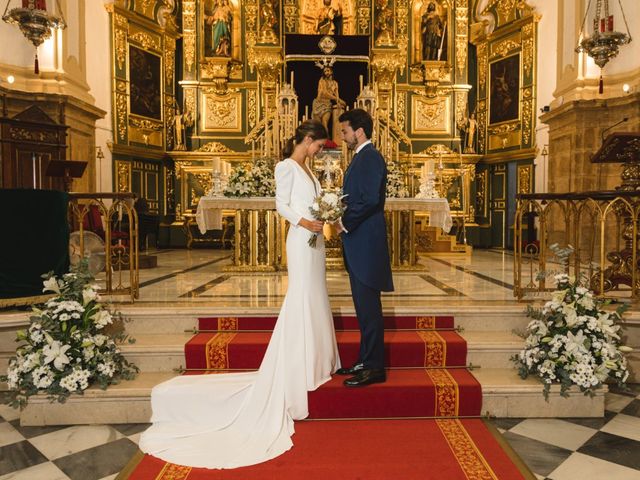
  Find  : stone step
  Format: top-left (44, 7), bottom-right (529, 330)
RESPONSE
top-left (17, 368), bottom-right (604, 426)
top-left (118, 330), bottom-right (524, 372)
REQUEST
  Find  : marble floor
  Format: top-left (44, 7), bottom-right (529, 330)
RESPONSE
top-left (1, 248), bottom-right (639, 479)
top-left (114, 247), bottom-right (521, 308)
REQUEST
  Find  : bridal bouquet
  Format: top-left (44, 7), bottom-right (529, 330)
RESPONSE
top-left (308, 189), bottom-right (347, 248)
top-left (1, 261), bottom-right (138, 409)
top-left (513, 245), bottom-right (631, 400)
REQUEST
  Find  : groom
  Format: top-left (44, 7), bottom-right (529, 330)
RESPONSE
top-left (334, 109), bottom-right (394, 387)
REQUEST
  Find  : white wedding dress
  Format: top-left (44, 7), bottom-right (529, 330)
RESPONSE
top-left (138, 158), bottom-right (341, 469)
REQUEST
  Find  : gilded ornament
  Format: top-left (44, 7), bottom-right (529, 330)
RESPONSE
top-left (130, 118), bottom-right (163, 130)
top-left (523, 37), bottom-right (533, 78)
top-left (116, 92), bottom-right (127, 141)
top-left (248, 89), bottom-right (257, 129)
top-left (419, 143), bottom-right (454, 156)
top-left (455, 6), bottom-right (468, 75)
top-left (165, 47), bottom-right (175, 87)
top-left (492, 39), bottom-right (519, 59)
top-left (455, 90), bottom-right (467, 129)
top-left (357, 7), bottom-right (370, 34)
top-left (129, 31), bottom-right (160, 51)
top-left (518, 165), bottom-right (532, 194)
top-left (114, 11), bottom-right (127, 28)
top-left (205, 95), bottom-right (239, 130)
top-left (396, 90), bottom-right (406, 129)
top-left (116, 161), bottom-right (130, 192)
top-left (182, 1), bottom-right (196, 29)
top-left (283, 4), bottom-right (296, 32)
top-left (477, 112), bottom-right (486, 154)
top-left (488, 122), bottom-right (518, 135)
top-left (115, 28), bottom-right (127, 70)
top-left (182, 1), bottom-right (196, 72)
top-left (250, 46), bottom-right (282, 86)
top-left (478, 43), bottom-right (487, 92)
top-left (522, 102), bottom-right (532, 145)
top-left (196, 141), bottom-right (235, 153)
top-left (371, 49), bottom-right (404, 91)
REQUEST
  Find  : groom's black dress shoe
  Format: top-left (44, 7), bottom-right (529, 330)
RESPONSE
top-left (335, 363), bottom-right (364, 376)
top-left (343, 368), bottom-right (386, 387)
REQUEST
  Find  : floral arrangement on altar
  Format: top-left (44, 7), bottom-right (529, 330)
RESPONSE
top-left (386, 161), bottom-right (409, 198)
top-left (223, 158), bottom-right (275, 197)
top-left (513, 244), bottom-right (631, 399)
top-left (224, 163), bottom-right (254, 197)
top-left (250, 157), bottom-right (276, 197)
top-left (1, 261), bottom-right (138, 409)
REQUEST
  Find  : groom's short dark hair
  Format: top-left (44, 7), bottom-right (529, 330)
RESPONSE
top-left (339, 109), bottom-right (373, 139)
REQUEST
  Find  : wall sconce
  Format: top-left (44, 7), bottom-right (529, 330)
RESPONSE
top-left (2, 0), bottom-right (66, 74)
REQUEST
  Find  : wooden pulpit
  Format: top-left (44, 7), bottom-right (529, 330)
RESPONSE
top-left (45, 160), bottom-right (87, 192)
top-left (591, 132), bottom-right (640, 191)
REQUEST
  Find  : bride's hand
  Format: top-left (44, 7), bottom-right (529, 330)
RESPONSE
top-left (299, 218), bottom-right (324, 233)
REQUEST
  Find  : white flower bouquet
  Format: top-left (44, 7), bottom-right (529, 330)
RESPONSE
top-left (1, 261), bottom-right (138, 409)
top-left (308, 189), bottom-right (347, 248)
top-left (251, 157), bottom-right (276, 197)
top-left (513, 245), bottom-right (631, 399)
top-left (224, 163), bottom-right (254, 197)
top-left (386, 161), bottom-right (408, 198)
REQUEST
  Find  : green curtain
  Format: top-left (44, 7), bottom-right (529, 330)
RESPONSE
top-left (0, 189), bottom-right (69, 299)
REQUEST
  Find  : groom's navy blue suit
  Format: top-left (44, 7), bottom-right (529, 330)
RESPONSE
top-left (341, 142), bottom-right (394, 370)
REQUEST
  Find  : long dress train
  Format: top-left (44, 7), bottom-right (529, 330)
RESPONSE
top-left (138, 158), bottom-right (340, 469)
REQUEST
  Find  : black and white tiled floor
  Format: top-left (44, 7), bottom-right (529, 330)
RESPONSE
top-left (1, 387), bottom-right (639, 480)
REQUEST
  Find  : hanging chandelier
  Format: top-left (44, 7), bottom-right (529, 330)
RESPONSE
top-left (575, 0), bottom-right (632, 93)
top-left (2, 0), bottom-right (66, 74)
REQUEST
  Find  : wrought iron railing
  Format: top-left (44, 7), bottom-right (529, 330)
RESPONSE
top-left (68, 193), bottom-right (139, 302)
top-left (514, 191), bottom-right (640, 301)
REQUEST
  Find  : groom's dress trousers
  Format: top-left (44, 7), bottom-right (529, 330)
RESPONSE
top-left (341, 143), bottom-right (394, 370)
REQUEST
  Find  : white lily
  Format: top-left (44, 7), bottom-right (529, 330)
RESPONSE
top-left (42, 341), bottom-right (71, 370)
top-left (43, 277), bottom-right (61, 294)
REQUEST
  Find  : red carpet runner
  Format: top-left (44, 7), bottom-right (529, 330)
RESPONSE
top-left (120, 315), bottom-right (534, 479)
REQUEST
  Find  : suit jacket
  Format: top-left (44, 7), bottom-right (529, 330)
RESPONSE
top-left (341, 143), bottom-right (394, 292)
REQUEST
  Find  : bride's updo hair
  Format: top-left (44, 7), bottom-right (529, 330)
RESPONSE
top-left (281, 120), bottom-right (328, 159)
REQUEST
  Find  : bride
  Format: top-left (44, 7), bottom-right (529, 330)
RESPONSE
top-left (139, 120), bottom-right (341, 469)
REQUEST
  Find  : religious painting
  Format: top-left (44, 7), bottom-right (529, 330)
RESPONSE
top-left (489, 54), bottom-right (520, 125)
top-left (412, 0), bottom-right (448, 64)
top-left (299, 0), bottom-right (356, 35)
top-left (129, 45), bottom-right (161, 120)
top-left (203, 0), bottom-right (241, 60)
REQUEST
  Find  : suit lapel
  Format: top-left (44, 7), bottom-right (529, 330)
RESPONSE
top-left (344, 144), bottom-right (373, 187)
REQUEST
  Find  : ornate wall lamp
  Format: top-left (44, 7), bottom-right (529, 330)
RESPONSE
top-left (575, 0), bottom-right (632, 93)
top-left (2, 0), bottom-right (66, 74)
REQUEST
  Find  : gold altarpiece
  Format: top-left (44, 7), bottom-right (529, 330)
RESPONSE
top-left (105, 0), bottom-right (540, 253)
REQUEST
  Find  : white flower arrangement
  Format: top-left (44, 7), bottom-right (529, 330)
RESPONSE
top-left (513, 245), bottom-right (631, 399)
top-left (224, 163), bottom-right (254, 197)
top-left (251, 157), bottom-right (276, 197)
top-left (223, 158), bottom-right (276, 198)
top-left (386, 161), bottom-right (409, 198)
top-left (308, 189), bottom-right (347, 247)
top-left (1, 261), bottom-right (138, 409)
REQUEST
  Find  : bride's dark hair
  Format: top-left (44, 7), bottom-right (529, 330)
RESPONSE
top-left (281, 120), bottom-right (328, 159)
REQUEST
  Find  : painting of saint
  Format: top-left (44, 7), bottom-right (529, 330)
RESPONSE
top-left (205, 0), bottom-right (233, 57)
top-left (129, 46), bottom-right (161, 120)
top-left (489, 54), bottom-right (520, 125)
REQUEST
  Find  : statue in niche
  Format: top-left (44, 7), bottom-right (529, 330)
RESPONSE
top-left (460, 111), bottom-right (477, 154)
top-left (205, 0), bottom-right (233, 57)
top-left (316, 0), bottom-right (343, 35)
top-left (421, 1), bottom-right (446, 61)
top-left (311, 63), bottom-right (346, 143)
top-left (259, 0), bottom-right (278, 43)
top-left (172, 105), bottom-right (194, 151)
top-left (375, 0), bottom-right (394, 46)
